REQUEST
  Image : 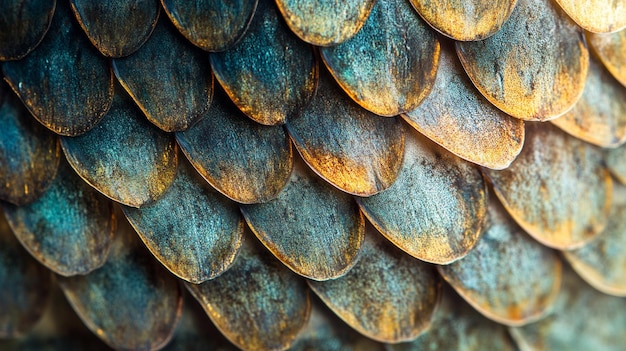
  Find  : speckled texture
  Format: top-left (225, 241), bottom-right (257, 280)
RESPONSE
top-left (289, 299), bottom-right (386, 351)
top-left (485, 122), bottom-right (612, 249)
top-left (320, 0), bottom-right (439, 117)
top-left (554, 0), bottom-right (626, 33)
top-left (161, 0), bottom-right (257, 52)
top-left (551, 56), bottom-right (626, 147)
top-left (0, 85), bottom-right (60, 206)
top-left (439, 196), bottom-right (562, 326)
top-left (275, 0), bottom-right (375, 46)
top-left (456, 0), bottom-right (588, 121)
top-left (404, 43), bottom-right (524, 170)
top-left (241, 159), bottom-right (364, 281)
top-left (287, 69), bottom-right (405, 196)
top-left (0, 286), bottom-right (113, 350)
top-left (0, 0), bottom-right (56, 60)
top-left (2, 0), bottom-right (113, 136)
top-left (563, 185), bottom-right (626, 296)
top-left (61, 87), bottom-right (178, 208)
top-left (357, 126), bottom-right (486, 264)
top-left (58, 215), bottom-right (183, 351)
top-left (186, 236), bottom-right (310, 351)
top-left (70, 0), bottom-right (160, 58)
top-left (309, 227), bottom-right (440, 343)
top-left (606, 145), bottom-right (626, 184)
top-left (510, 266), bottom-right (626, 351)
top-left (409, 0), bottom-right (517, 41)
top-left (0, 211), bottom-right (51, 338)
top-left (210, 0), bottom-right (317, 125)
top-left (2, 160), bottom-right (114, 276)
top-left (160, 293), bottom-right (238, 351)
top-left (113, 18), bottom-right (213, 132)
top-left (389, 287), bottom-right (517, 351)
top-left (123, 157), bottom-right (244, 284)
top-left (176, 87), bottom-right (292, 204)
top-left (589, 29), bottom-right (626, 87)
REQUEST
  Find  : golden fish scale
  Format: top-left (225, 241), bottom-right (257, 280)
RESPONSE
top-left (0, 0), bottom-right (625, 350)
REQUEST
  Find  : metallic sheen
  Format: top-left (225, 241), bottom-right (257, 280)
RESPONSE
top-left (286, 69), bottom-right (405, 196)
top-left (554, 0), bottom-right (626, 33)
top-left (0, 86), bottom-right (60, 205)
top-left (113, 18), bottom-right (213, 132)
top-left (563, 186), bottom-right (626, 297)
top-left (439, 196), bottom-right (562, 326)
top-left (456, 0), bottom-right (588, 121)
top-left (161, 0), bottom-right (258, 52)
top-left (58, 216), bottom-right (183, 351)
top-left (2, 1), bottom-right (114, 136)
top-left (551, 56), bottom-right (626, 148)
top-left (176, 87), bottom-right (292, 204)
top-left (309, 227), bottom-right (440, 343)
top-left (320, 0), bottom-right (439, 117)
top-left (275, 0), bottom-right (375, 46)
top-left (588, 29), bottom-right (626, 87)
top-left (410, 0), bottom-right (517, 41)
top-left (2, 160), bottom-right (114, 276)
top-left (357, 126), bottom-right (486, 264)
top-left (241, 159), bottom-right (364, 280)
top-left (510, 267), bottom-right (626, 351)
top-left (70, 0), bottom-right (160, 57)
top-left (123, 157), bottom-right (244, 284)
top-left (0, 0), bottom-right (55, 61)
top-left (61, 88), bottom-right (178, 208)
top-left (485, 122), bottom-right (612, 250)
top-left (210, 0), bottom-right (317, 125)
top-left (404, 43), bottom-right (524, 170)
top-left (186, 236), bottom-right (310, 351)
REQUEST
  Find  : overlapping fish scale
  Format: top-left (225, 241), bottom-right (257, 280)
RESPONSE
top-left (1, 0), bottom-right (626, 350)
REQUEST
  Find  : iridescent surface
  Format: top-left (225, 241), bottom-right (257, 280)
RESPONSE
top-left (287, 69), bottom-right (404, 196)
top-left (358, 126), bottom-right (486, 264)
top-left (186, 236), bottom-right (310, 351)
top-left (404, 43), bottom-right (524, 169)
top-left (439, 196), bottom-right (561, 326)
top-left (161, 0), bottom-right (257, 52)
top-left (309, 228), bottom-right (440, 343)
top-left (58, 216), bottom-right (182, 351)
top-left (456, 0), bottom-right (588, 121)
top-left (2, 1), bottom-right (113, 136)
top-left (210, 0), bottom-right (317, 125)
top-left (554, 0), bottom-right (626, 33)
top-left (320, 0), bottom-right (439, 117)
top-left (61, 88), bottom-right (178, 208)
top-left (551, 56), bottom-right (626, 148)
top-left (510, 267), bottom-right (626, 351)
top-left (176, 87), bottom-right (292, 204)
top-left (70, 0), bottom-right (160, 57)
top-left (409, 0), bottom-right (517, 41)
top-left (123, 157), bottom-right (244, 284)
top-left (588, 29), bottom-right (626, 87)
top-left (564, 185), bottom-right (626, 296)
top-left (275, 0), bottom-right (375, 46)
top-left (2, 160), bottom-right (114, 276)
top-left (113, 18), bottom-right (213, 132)
top-left (485, 123), bottom-right (612, 249)
top-left (390, 287), bottom-right (517, 351)
top-left (0, 0), bottom-right (56, 60)
top-left (242, 159), bottom-right (364, 280)
top-left (0, 86), bottom-right (60, 205)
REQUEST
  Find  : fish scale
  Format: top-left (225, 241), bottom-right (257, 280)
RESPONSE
top-left (0, 0), bottom-right (625, 350)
